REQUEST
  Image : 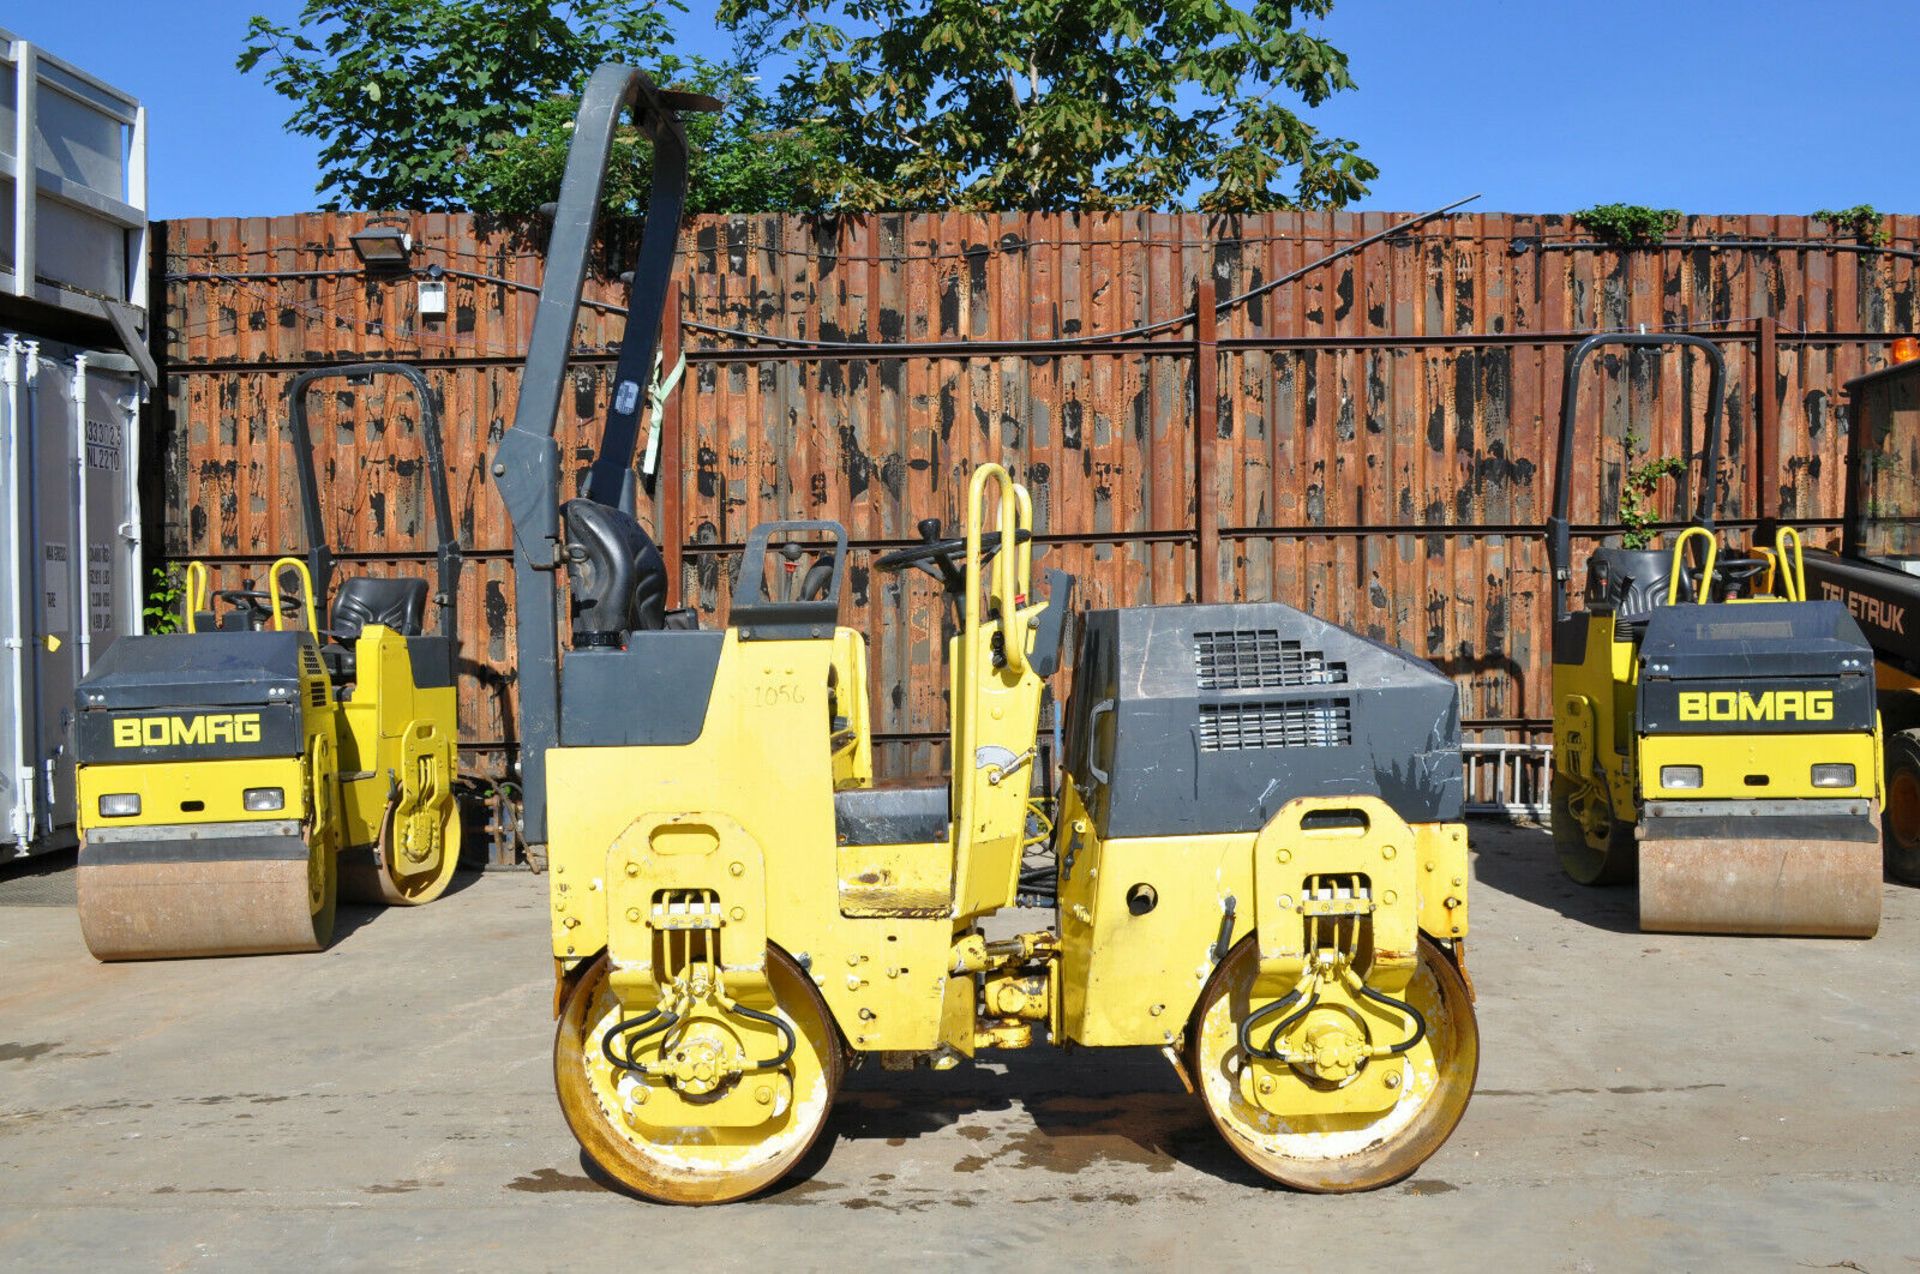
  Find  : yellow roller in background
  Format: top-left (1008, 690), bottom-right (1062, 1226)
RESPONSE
top-left (1546, 333), bottom-right (1883, 938)
top-left (71, 361), bottom-right (467, 961)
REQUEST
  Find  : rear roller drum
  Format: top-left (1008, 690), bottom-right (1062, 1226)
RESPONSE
top-left (339, 797), bottom-right (463, 906)
top-left (1551, 773), bottom-right (1636, 886)
top-left (1884, 731), bottom-right (1920, 886)
top-left (1189, 935), bottom-right (1478, 1192)
top-left (555, 946), bottom-right (844, 1205)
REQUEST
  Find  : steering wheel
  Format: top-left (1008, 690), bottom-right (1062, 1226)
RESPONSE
top-left (1710, 555), bottom-right (1771, 599)
top-left (874, 518), bottom-right (1026, 592)
top-left (212, 587), bottom-right (302, 623)
top-left (1675, 554), bottom-right (1769, 603)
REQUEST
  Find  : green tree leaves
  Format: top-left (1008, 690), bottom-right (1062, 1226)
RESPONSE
top-left (240, 0), bottom-right (1374, 214)
top-left (239, 0), bottom-right (818, 214)
top-left (722, 0), bottom-right (1374, 210)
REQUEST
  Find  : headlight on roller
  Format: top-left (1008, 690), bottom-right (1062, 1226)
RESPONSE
top-left (1660, 765), bottom-right (1703, 790)
top-left (1810, 763), bottom-right (1856, 788)
top-left (97, 793), bottom-right (141, 818)
top-left (242, 786), bottom-right (286, 812)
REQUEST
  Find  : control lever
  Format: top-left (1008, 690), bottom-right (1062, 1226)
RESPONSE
top-left (778, 541), bottom-right (804, 602)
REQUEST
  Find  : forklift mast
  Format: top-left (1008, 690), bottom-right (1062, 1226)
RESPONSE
top-left (492, 64), bottom-right (701, 849)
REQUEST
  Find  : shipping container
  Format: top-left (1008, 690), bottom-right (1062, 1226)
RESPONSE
top-left (1, 26), bottom-right (149, 325)
top-left (1, 333), bottom-right (144, 856)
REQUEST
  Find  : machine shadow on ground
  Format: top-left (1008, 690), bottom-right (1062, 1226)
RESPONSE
top-left (0, 846), bottom-right (78, 898)
top-left (329, 865), bottom-right (487, 945)
top-left (837, 1046), bottom-right (1271, 1188)
top-left (1468, 820), bottom-right (1640, 934)
top-left (565, 1042), bottom-right (1278, 1204)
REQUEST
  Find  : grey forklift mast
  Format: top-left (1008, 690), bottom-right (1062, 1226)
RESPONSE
top-left (285, 361), bottom-right (462, 639)
top-left (491, 64), bottom-right (702, 850)
top-left (1548, 332), bottom-right (1726, 623)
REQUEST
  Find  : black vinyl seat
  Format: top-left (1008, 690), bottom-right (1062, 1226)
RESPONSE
top-left (332, 576), bottom-right (430, 639)
top-left (834, 784), bottom-right (950, 846)
top-left (1585, 548), bottom-right (1676, 622)
top-left (562, 499), bottom-right (669, 641)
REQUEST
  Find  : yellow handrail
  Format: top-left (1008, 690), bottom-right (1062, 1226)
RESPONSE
top-left (267, 556), bottom-right (319, 633)
top-left (1666, 526), bottom-right (1718, 606)
top-left (182, 561), bottom-right (211, 633)
top-left (965, 464), bottom-right (1028, 677)
top-left (1013, 482), bottom-right (1034, 603)
top-left (951, 461), bottom-right (1046, 915)
top-left (1774, 525), bottom-right (1806, 601)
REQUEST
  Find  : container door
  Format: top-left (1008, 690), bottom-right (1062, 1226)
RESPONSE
top-left (1, 341), bottom-right (145, 856)
top-left (28, 347), bottom-right (80, 844)
top-left (0, 338), bottom-right (24, 851)
top-left (79, 362), bottom-right (140, 656)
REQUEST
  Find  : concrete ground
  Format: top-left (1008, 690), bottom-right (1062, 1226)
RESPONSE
top-left (1, 823), bottom-right (1916, 1272)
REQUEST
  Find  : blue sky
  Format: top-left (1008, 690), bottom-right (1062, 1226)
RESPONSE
top-left (12, 0), bottom-right (1918, 219)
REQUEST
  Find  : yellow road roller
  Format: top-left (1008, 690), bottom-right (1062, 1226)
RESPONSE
top-left (494, 66), bottom-right (1478, 1203)
top-left (1548, 333), bottom-right (1883, 936)
top-left (72, 363), bottom-right (465, 959)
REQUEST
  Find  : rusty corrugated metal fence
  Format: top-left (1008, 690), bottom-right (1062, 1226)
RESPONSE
top-left (155, 211), bottom-right (1920, 782)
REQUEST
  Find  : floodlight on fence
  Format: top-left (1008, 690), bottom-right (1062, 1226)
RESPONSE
top-left (348, 226), bottom-right (412, 271)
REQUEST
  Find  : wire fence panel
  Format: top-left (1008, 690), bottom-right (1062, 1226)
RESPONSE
top-left (155, 211), bottom-right (1920, 776)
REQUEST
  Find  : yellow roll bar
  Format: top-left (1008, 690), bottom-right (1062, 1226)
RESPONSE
top-left (181, 561), bottom-right (211, 634)
top-left (1013, 482), bottom-right (1034, 603)
top-left (1774, 525), bottom-right (1806, 601)
top-left (965, 464), bottom-right (1029, 677)
top-left (1666, 526), bottom-right (1718, 606)
top-left (267, 556), bottom-right (319, 633)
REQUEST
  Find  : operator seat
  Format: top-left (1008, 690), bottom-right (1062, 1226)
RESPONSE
top-left (318, 576), bottom-right (430, 686)
top-left (1585, 548), bottom-right (1676, 624)
top-left (332, 576), bottom-right (430, 640)
top-left (562, 498), bottom-right (670, 642)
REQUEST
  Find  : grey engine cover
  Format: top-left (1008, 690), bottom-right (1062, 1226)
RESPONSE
top-left (1062, 603), bottom-right (1463, 839)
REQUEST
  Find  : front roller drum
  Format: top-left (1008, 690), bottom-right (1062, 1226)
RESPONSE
top-left (555, 946), bottom-right (845, 1205)
top-left (1190, 934), bottom-right (1478, 1192)
top-left (1639, 827), bottom-right (1882, 938)
top-left (1551, 773), bottom-right (1636, 886)
top-left (339, 795), bottom-right (463, 906)
top-left (77, 822), bottom-right (337, 961)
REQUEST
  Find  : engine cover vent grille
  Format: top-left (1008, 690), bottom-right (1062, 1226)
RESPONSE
top-left (1195, 630), bottom-right (1347, 690)
top-left (302, 647), bottom-right (329, 707)
top-left (1198, 698), bottom-right (1353, 751)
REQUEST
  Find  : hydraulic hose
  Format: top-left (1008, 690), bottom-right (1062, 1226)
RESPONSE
top-left (727, 1001), bottom-right (798, 1070)
top-left (1355, 983), bottom-right (1428, 1056)
top-left (601, 1009), bottom-right (677, 1077)
top-left (602, 999), bottom-right (797, 1079)
top-left (1239, 988), bottom-right (1317, 1061)
top-left (1238, 979), bottom-right (1428, 1063)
